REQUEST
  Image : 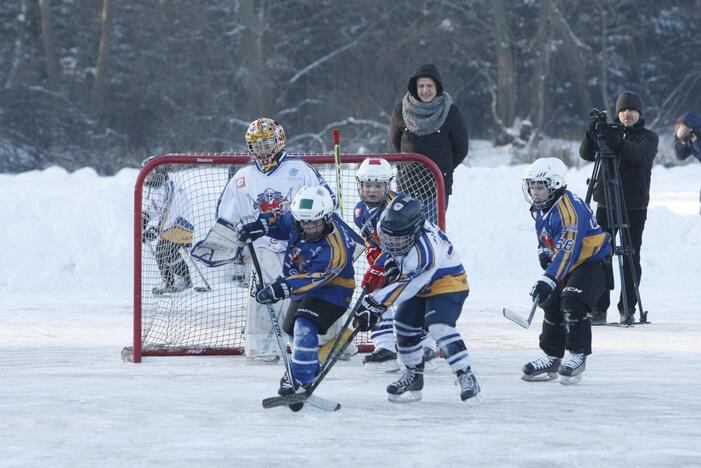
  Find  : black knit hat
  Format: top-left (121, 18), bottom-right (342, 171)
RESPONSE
top-left (407, 64), bottom-right (444, 99)
top-left (616, 91), bottom-right (643, 115)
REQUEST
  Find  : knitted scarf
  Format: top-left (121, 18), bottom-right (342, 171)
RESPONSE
top-left (401, 92), bottom-right (452, 136)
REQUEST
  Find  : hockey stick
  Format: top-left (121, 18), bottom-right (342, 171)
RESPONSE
top-left (262, 291), bottom-right (368, 410)
top-left (503, 295), bottom-right (539, 328)
top-left (318, 286), bottom-right (368, 368)
top-left (333, 128), bottom-right (344, 212)
top-left (182, 246), bottom-right (212, 292)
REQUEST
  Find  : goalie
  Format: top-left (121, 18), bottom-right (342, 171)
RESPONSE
top-left (191, 118), bottom-right (345, 362)
top-left (141, 158), bottom-right (194, 295)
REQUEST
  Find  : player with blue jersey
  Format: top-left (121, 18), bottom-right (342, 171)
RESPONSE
top-left (353, 157), bottom-right (438, 372)
top-left (521, 157), bottom-right (612, 385)
top-left (353, 194), bottom-right (481, 404)
top-left (238, 186), bottom-right (357, 396)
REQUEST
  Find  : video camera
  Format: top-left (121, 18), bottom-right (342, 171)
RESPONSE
top-left (590, 108), bottom-right (624, 134)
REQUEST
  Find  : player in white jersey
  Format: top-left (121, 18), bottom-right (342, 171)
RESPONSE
top-left (141, 159), bottom-right (195, 295)
top-left (353, 195), bottom-right (481, 404)
top-left (191, 118), bottom-right (346, 361)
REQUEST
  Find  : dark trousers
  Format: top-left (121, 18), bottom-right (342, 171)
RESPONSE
top-left (595, 207), bottom-right (647, 315)
top-left (540, 261), bottom-right (608, 357)
top-left (155, 239), bottom-right (191, 286)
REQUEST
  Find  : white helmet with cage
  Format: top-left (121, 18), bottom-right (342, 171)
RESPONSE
top-left (290, 186), bottom-right (335, 241)
top-left (245, 118), bottom-right (286, 173)
top-left (522, 157), bottom-right (568, 209)
top-left (356, 157), bottom-right (393, 207)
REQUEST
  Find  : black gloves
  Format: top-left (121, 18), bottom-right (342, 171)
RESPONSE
top-left (255, 278), bottom-right (290, 304)
top-left (538, 249), bottom-right (552, 270)
top-left (603, 125), bottom-right (624, 153)
top-left (142, 227), bottom-right (158, 243)
top-left (238, 218), bottom-right (268, 243)
top-left (586, 115), bottom-right (599, 141)
top-left (353, 296), bottom-right (386, 331)
top-left (384, 258), bottom-right (400, 284)
top-left (531, 275), bottom-right (557, 306)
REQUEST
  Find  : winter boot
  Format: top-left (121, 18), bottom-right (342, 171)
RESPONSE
top-left (455, 367), bottom-right (482, 404)
top-left (522, 355), bottom-right (561, 381)
top-left (590, 311), bottom-right (607, 326)
top-left (558, 353), bottom-right (586, 385)
top-left (387, 362), bottom-right (424, 403)
top-left (363, 347), bottom-right (400, 373)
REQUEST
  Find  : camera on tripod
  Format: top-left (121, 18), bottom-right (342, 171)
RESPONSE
top-left (590, 108), bottom-right (623, 134)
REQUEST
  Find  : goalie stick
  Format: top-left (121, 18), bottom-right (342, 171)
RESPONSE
top-left (503, 295), bottom-right (539, 328)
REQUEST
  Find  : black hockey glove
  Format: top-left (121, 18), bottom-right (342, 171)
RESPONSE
top-left (603, 125), bottom-right (624, 153)
top-left (538, 248), bottom-right (552, 270)
top-left (531, 275), bottom-right (557, 306)
top-left (142, 227), bottom-right (158, 243)
top-left (238, 218), bottom-right (268, 243)
top-left (353, 296), bottom-right (386, 331)
top-left (255, 278), bottom-right (290, 304)
top-left (384, 258), bottom-right (400, 284)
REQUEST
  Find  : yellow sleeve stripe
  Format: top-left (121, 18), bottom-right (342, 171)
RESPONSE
top-left (383, 282), bottom-right (408, 307)
top-left (555, 195), bottom-right (579, 278)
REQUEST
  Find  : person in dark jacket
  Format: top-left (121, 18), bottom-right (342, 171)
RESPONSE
top-left (580, 90), bottom-right (659, 324)
top-left (389, 64), bottom-right (468, 221)
top-left (674, 111), bottom-right (701, 214)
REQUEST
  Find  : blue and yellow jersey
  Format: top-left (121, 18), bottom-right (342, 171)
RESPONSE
top-left (266, 211), bottom-right (356, 308)
top-left (353, 191), bottom-right (399, 264)
top-left (369, 221), bottom-right (469, 308)
top-left (535, 189), bottom-right (612, 282)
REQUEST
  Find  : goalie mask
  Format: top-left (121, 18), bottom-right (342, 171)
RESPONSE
top-left (290, 186), bottom-right (334, 242)
top-left (522, 157), bottom-right (567, 210)
top-left (379, 195), bottom-right (425, 257)
top-left (245, 118), bottom-right (286, 173)
top-left (142, 156), bottom-right (169, 188)
top-left (356, 157), bottom-right (393, 207)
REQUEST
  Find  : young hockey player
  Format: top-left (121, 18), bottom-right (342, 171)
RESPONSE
top-left (238, 187), bottom-right (357, 398)
top-left (191, 118), bottom-right (347, 362)
top-left (521, 157), bottom-right (612, 384)
top-left (353, 157), bottom-right (438, 372)
top-left (353, 194), bottom-right (480, 404)
top-left (141, 158), bottom-right (194, 295)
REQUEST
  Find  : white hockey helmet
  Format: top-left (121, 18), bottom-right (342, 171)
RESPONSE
top-left (522, 157), bottom-right (568, 209)
top-left (142, 155), bottom-right (168, 188)
top-left (356, 157), bottom-right (393, 207)
top-left (291, 186), bottom-right (335, 241)
top-left (245, 118), bottom-right (286, 173)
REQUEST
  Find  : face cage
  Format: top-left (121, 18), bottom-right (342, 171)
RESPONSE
top-left (380, 230), bottom-right (417, 257)
top-left (356, 180), bottom-right (389, 207)
top-left (248, 138), bottom-right (281, 168)
top-left (522, 179), bottom-right (555, 209)
top-left (294, 218), bottom-right (329, 242)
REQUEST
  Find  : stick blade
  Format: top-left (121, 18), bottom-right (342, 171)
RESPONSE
top-left (502, 307), bottom-right (530, 328)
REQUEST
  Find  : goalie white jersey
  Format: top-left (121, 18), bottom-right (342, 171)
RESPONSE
top-left (143, 179), bottom-right (194, 244)
top-left (216, 153), bottom-right (335, 253)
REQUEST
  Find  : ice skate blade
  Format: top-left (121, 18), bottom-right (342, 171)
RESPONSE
top-left (461, 393), bottom-right (483, 406)
top-left (559, 374), bottom-right (582, 385)
top-left (521, 372), bottom-right (558, 382)
top-left (388, 390), bottom-right (422, 403)
top-left (364, 361), bottom-right (401, 374)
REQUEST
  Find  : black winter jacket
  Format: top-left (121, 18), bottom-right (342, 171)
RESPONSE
top-left (580, 118), bottom-right (658, 209)
top-left (389, 103), bottom-right (468, 196)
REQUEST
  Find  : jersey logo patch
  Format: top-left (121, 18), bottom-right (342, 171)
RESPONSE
top-left (289, 168), bottom-right (299, 176)
top-left (236, 177), bottom-right (246, 188)
top-left (254, 188), bottom-right (287, 213)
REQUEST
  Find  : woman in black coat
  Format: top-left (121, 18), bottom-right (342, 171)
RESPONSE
top-left (389, 64), bottom-right (469, 218)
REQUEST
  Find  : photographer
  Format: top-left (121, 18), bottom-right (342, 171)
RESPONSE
top-left (579, 91), bottom-right (659, 324)
top-left (674, 111), bottom-right (701, 214)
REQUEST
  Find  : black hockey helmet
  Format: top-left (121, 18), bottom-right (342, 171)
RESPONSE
top-left (379, 195), bottom-right (425, 256)
top-left (142, 156), bottom-right (169, 188)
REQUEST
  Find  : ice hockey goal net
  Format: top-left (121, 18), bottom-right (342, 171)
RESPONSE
top-left (124, 153), bottom-right (445, 362)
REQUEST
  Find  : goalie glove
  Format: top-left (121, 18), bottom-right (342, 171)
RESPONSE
top-left (255, 279), bottom-right (290, 304)
top-left (353, 296), bottom-right (386, 331)
top-left (190, 218), bottom-right (240, 266)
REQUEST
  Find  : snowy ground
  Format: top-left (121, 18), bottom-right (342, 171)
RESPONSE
top-left (2, 157), bottom-right (701, 467)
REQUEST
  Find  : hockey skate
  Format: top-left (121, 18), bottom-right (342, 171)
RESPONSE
top-left (558, 353), bottom-right (586, 385)
top-left (455, 367), bottom-right (482, 405)
top-left (152, 276), bottom-right (192, 295)
top-left (278, 372), bottom-right (308, 412)
top-left (589, 311), bottom-right (607, 326)
top-left (521, 355), bottom-right (561, 382)
top-left (422, 347), bottom-right (439, 372)
top-left (362, 347), bottom-right (401, 373)
top-left (387, 363), bottom-right (424, 403)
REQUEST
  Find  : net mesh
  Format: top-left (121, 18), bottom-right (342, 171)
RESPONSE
top-left (135, 153), bottom-right (444, 358)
